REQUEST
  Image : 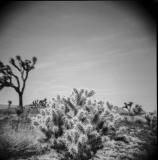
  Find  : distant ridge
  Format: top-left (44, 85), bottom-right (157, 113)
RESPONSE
top-left (0, 104), bottom-right (147, 115)
top-left (0, 104), bottom-right (31, 109)
top-left (0, 104), bottom-right (17, 109)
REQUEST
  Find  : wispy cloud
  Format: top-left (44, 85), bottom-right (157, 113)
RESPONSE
top-left (31, 84), bottom-right (71, 99)
top-left (95, 89), bottom-right (140, 96)
top-left (55, 61), bottom-right (97, 73)
top-left (36, 61), bottom-right (53, 69)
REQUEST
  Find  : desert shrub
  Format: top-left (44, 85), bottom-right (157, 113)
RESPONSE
top-left (135, 118), bottom-right (144, 125)
top-left (31, 88), bottom-right (123, 160)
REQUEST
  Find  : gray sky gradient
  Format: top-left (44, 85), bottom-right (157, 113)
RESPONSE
top-left (0, 1), bottom-right (156, 112)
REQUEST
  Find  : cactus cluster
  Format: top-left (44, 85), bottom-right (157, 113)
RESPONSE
top-left (30, 98), bottom-right (48, 108)
top-left (31, 88), bottom-right (123, 160)
top-left (144, 111), bottom-right (157, 133)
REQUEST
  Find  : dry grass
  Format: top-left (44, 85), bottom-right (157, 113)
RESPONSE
top-left (0, 116), bottom-right (46, 160)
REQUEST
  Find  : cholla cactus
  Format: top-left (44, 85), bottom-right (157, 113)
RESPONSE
top-left (31, 88), bottom-right (123, 160)
top-left (144, 111), bottom-right (157, 133)
top-left (30, 98), bottom-right (48, 108)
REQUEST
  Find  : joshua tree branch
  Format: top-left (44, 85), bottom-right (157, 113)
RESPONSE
top-left (11, 84), bottom-right (19, 93)
top-left (11, 62), bottom-right (21, 72)
top-left (10, 72), bottom-right (20, 90)
top-left (21, 70), bottom-right (28, 93)
top-left (21, 68), bottom-right (25, 81)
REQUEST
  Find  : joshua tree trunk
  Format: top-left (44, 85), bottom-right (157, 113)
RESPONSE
top-left (8, 104), bottom-right (11, 109)
top-left (19, 92), bottom-right (23, 108)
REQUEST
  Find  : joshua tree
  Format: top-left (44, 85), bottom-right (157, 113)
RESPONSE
top-left (8, 100), bottom-right (12, 109)
top-left (123, 102), bottom-right (145, 121)
top-left (0, 56), bottom-right (37, 113)
top-left (122, 102), bottom-right (133, 114)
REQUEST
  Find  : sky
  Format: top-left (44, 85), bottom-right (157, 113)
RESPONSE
top-left (0, 1), bottom-right (156, 112)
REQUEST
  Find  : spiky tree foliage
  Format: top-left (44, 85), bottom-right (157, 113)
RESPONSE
top-left (31, 88), bottom-right (123, 160)
top-left (0, 56), bottom-right (37, 113)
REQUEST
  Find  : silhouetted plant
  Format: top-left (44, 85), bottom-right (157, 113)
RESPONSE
top-left (122, 102), bottom-right (133, 114)
top-left (0, 56), bottom-right (37, 114)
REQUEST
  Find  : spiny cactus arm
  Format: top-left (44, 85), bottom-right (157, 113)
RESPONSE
top-left (87, 90), bottom-right (95, 97)
top-left (106, 101), bottom-right (114, 110)
top-left (66, 98), bottom-right (78, 115)
top-left (73, 88), bottom-right (79, 95)
top-left (79, 89), bottom-right (84, 99)
top-left (75, 122), bottom-right (86, 134)
top-left (91, 112), bottom-right (100, 126)
top-left (79, 97), bottom-right (87, 106)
